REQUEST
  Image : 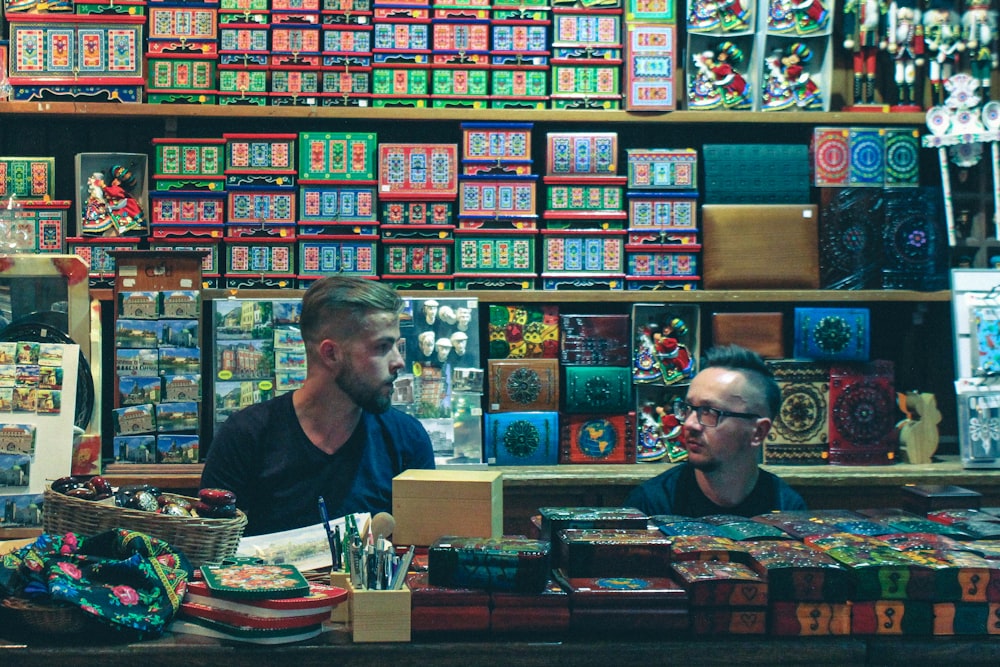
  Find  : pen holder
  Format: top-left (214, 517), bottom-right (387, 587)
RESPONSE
top-left (329, 570), bottom-right (352, 623)
top-left (347, 579), bottom-right (411, 643)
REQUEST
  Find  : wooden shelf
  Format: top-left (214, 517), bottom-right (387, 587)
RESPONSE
top-left (199, 288), bottom-right (950, 304)
top-left (0, 101), bottom-right (928, 126)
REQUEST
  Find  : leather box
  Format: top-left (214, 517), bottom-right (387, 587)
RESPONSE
top-left (406, 572), bottom-right (491, 635)
top-left (553, 571), bottom-right (689, 632)
top-left (490, 580), bottom-right (570, 635)
top-left (556, 529), bottom-right (672, 577)
top-left (563, 366), bottom-right (632, 413)
top-left (794, 307), bottom-right (870, 361)
top-left (770, 602), bottom-right (852, 636)
top-left (538, 507), bottom-right (648, 542)
top-left (711, 312), bottom-right (784, 359)
top-left (484, 411), bottom-right (559, 465)
top-left (827, 361), bottom-right (896, 466)
top-left (559, 413), bottom-right (635, 464)
top-left (560, 314), bottom-right (630, 366)
top-left (488, 359), bottom-right (559, 411)
top-left (764, 360), bottom-right (830, 465)
top-left (427, 536), bottom-right (551, 594)
top-left (701, 204), bottom-right (819, 289)
top-left (670, 560), bottom-right (768, 608)
top-left (901, 484), bottom-right (983, 513)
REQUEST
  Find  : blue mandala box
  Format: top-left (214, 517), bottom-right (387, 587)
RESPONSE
top-left (485, 411), bottom-right (559, 466)
top-left (793, 307), bottom-right (870, 362)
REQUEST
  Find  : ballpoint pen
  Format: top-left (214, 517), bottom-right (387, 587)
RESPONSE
top-left (318, 496), bottom-right (340, 570)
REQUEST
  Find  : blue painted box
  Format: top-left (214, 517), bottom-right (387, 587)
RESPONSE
top-left (485, 411), bottom-right (559, 465)
top-left (793, 307), bottom-right (871, 361)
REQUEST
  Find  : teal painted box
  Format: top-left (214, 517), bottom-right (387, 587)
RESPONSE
top-left (626, 148), bottom-right (697, 190)
top-left (297, 236), bottom-right (378, 276)
top-left (563, 366), bottom-right (633, 414)
top-left (793, 307), bottom-right (871, 362)
top-left (299, 184), bottom-right (378, 223)
top-left (454, 229), bottom-right (537, 274)
top-left (382, 239), bottom-right (454, 275)
top-left (627, 192), bottom-right (697, 231)
top-left (298, 132), bottom-right (378, 183)
top-left (485, 411), bottom-right (559, 465)
top-left (541, 229), bottom-right (625, 273)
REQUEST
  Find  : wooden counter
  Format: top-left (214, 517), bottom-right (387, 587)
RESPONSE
top-left (3, 628), bottom-right (1000, 667)
top-left (105, 456), bottom-right (1000, 534)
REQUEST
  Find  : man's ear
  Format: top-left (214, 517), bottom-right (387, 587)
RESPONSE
top-left (750, 417), bottom-right (772, 447)
top-left (318, 339), bottom-right (340, 366)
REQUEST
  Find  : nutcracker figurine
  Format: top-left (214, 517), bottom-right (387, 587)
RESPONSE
top-left (963, 0), bottom-right (998, 100)
top-left (843, 0), bottom-right (888, 106)
top-left (885, 0), bottom-right (925, 108)
top-left (924, 0), bottom-right (965, 105)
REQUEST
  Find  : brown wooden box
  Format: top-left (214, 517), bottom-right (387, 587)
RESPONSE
top-left (711, 312), bottom-right (785, 359)
top-left (392, 469), bottom-right (503, 547)
top-left (488, 358), bottom-right (559, 412)
top-left (701, 204), bottom-right (819, 289)
top-left (348, 579), bottom-right (411, 642)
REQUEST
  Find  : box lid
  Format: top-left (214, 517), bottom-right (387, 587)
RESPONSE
top-left (394, 469), bottom-right (502, 499)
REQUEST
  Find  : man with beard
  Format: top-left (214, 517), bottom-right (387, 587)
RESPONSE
top-left (624, 345), bottom-right (805, 517)
top-left (201, 276), bottom-right (434, 535)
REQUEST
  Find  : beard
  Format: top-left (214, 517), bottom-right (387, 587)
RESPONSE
top-left (336, 361), bottom-right (396, 413)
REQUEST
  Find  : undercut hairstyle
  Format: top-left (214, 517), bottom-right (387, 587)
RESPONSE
top-left (700, 344), bottom-right (781, 419)
top-left (300, 276), bottom-right (402, 346)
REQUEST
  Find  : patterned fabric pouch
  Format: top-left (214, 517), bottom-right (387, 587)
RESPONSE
top-left (0, 528), bottom-right (192, 638)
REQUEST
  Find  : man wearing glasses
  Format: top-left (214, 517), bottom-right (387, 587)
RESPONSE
top-left (625, 345), bottom-right (806, 517)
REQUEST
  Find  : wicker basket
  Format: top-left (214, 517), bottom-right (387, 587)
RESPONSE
top-left (42, 486), bottom-right (247, 566)
top-left (1, 597), bottom-right (90, 634)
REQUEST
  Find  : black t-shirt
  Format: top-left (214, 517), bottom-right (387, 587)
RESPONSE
top-left (624, 462), bottom-right (807, 518)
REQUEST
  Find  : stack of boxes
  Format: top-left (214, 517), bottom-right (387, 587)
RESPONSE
top-left (145, 0), bottom-right (219, 104)
top-left (371, 0), bottom-right (431, 107)
top-left (147, 137), bottom-right (229, 287)
top-left (559, 313), bottom-right (635, 464)
top-left (624, 148), bottom-right (700, 290)
top-left (378, 142), bottom-right (459, 289)
top-left (489, 0), bottom-right (550, 109)
top-left (454, 122), bottom-right (539, 290)
top-left (320, 0), bottom-right (374, 105)
top-left (0, 156), bottom-right (68, 256)
top-left (296, 131), bottom-right (380, 286)
top-left (430, 0), bottom-right (491, 108)
top-left (549, 0), bottom-right (623, 109)
top-left (217, 0), bottom-right (271, 104)
top-left (5, 5), bottom-right (146, 102)
top-left (223, 133), bottom-right (298, 288)
top-left (269, 0), bottom-right (323, 104)
top-left (541, 132), bottom-right (626, 290)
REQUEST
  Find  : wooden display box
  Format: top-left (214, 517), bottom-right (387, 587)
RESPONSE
top-left (392, 469), bottom-right (503, 546)
top-left (348, 579), bottom-right (412, 642)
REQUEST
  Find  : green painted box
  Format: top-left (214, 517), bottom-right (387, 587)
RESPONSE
top-left (551, 63), bottom-right (622, 96)
top-left (298, 132), bottom-right (378, 182)
top-left (0, 157), bottom-right (55, 200)
top-left (563, 366), bottom-right (633, 413)
top-left (372, 67), bottom-right (430, 96)
top-left (546, 181), bottom-right (625, 212)
top-left (218, 67), bottom-right (269, 95)
top-left (454, 229), bottom-right (537, 273)
top-left (146, 57), bottom-right (216, 95)
top-left (432, 68), bottom-right (489, 96)
top-left (491, 68), bottom-right (548, 99)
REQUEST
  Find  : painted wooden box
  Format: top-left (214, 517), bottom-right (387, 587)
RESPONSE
top-left (563, 366), bottom-right (632, 413)
top-left (146, 5), bottom-right (218, 54)
top-left (541, 229), bottom-right (625, 273)
top-left (74, 0), bottom-right (148, 15)
top-left (298, 131), bottom-right (377, 183)
top-left (297, 235), bottom-right (378, 276)
top-left (149, 191), bottom-right (226, 230)
top-left (546, 132), bottom-right (619, 177)
top-left (298, 184), bottom-right (378, 224)
top-left (217, 66), bottom-right (269, 105)
top-left (459, 176), bottom-right (537, 219)
top-left (378, 143), bottom-right (459, 200)
top-left (7, 14), bottom-right (145, 102)
top-left (462, 122), bottom-right (532, 165)
top-left (0, 157), bottom-right (55, 200)
top-left (371, 66), bottom-right (430, 97)
top-left (147, 238), bottom-right (222, 285)
top-left (431, 67), bottom-right (489, 98)
top-left (550, 61), bottom-right (623, 103)
top-left (454, 229), bottom-right (537, 274)
top-left (66, 236), bottom-right (142, 286)
top-left (321, 67), bottom-right (373, 97)
top-left (218, 24), bottom-right (271, 55)
top-left (374, 21), bottom-right (430, 52)
top-left (627, 192), bottom-right (697, 233)
top-left (625, 246), bottom-right (700, 279)
top-left (491, 22), bottom-right (549, 57)
top-left (0, 200), bottom-right (69, 253)
top-left (490, 68), bottom-right (549, 104)
top-left (226, 189), bottom-right (297, 227)
top-left (225, 236), bottom-right (296, 277)
top-left (432, 20), bottom-right (490, 54)
top-left (763, 360), bottom-right (829, 465)
top-left (152, 137), bottom-right (226, 191)
top-left (485, 411), bottom-right (560, 465)
top-left (486, 303), bottom-right (560, 359)
top-left (827, 361), bottom-right (897, 466)
top-left (270, 24), bottom-right (322, 61)
top-left (218, 9), bottom-right (270, 27)
top-left (324, 0), bottom-right (372, 10)
top-left (560, 413), bottom-right (635, 463)
top-left (624, 22), bottom-right (675, 111)
top-left (545, 178), bottom-right (626, 213)
top-left (552, 10), bottom-right (621, 47)
top-left (224, 133), bottom-right (298, 187)
top-left (381, 238), bottom-right (454, 275)
top-left (488, 358), bottom-right (559, 411)
top-left (322, 24), bottom-right (373, 63)
top-left (627, 148), bottom-right (697, 190)
top-left (381, 200), bottom-right (455, 226)
top-left (270, 68), bottom-right (321, 100)
top-left (492, 6), bottom-right (552, 21)
top-left (145, 57), bottom-right (217, 103)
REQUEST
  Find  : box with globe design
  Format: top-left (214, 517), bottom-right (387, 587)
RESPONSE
top-left (559, 413), bottom-right (635, 464)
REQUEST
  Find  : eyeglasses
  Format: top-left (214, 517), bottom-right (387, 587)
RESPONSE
top-left (673, 401), bottom-right (762, 428)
